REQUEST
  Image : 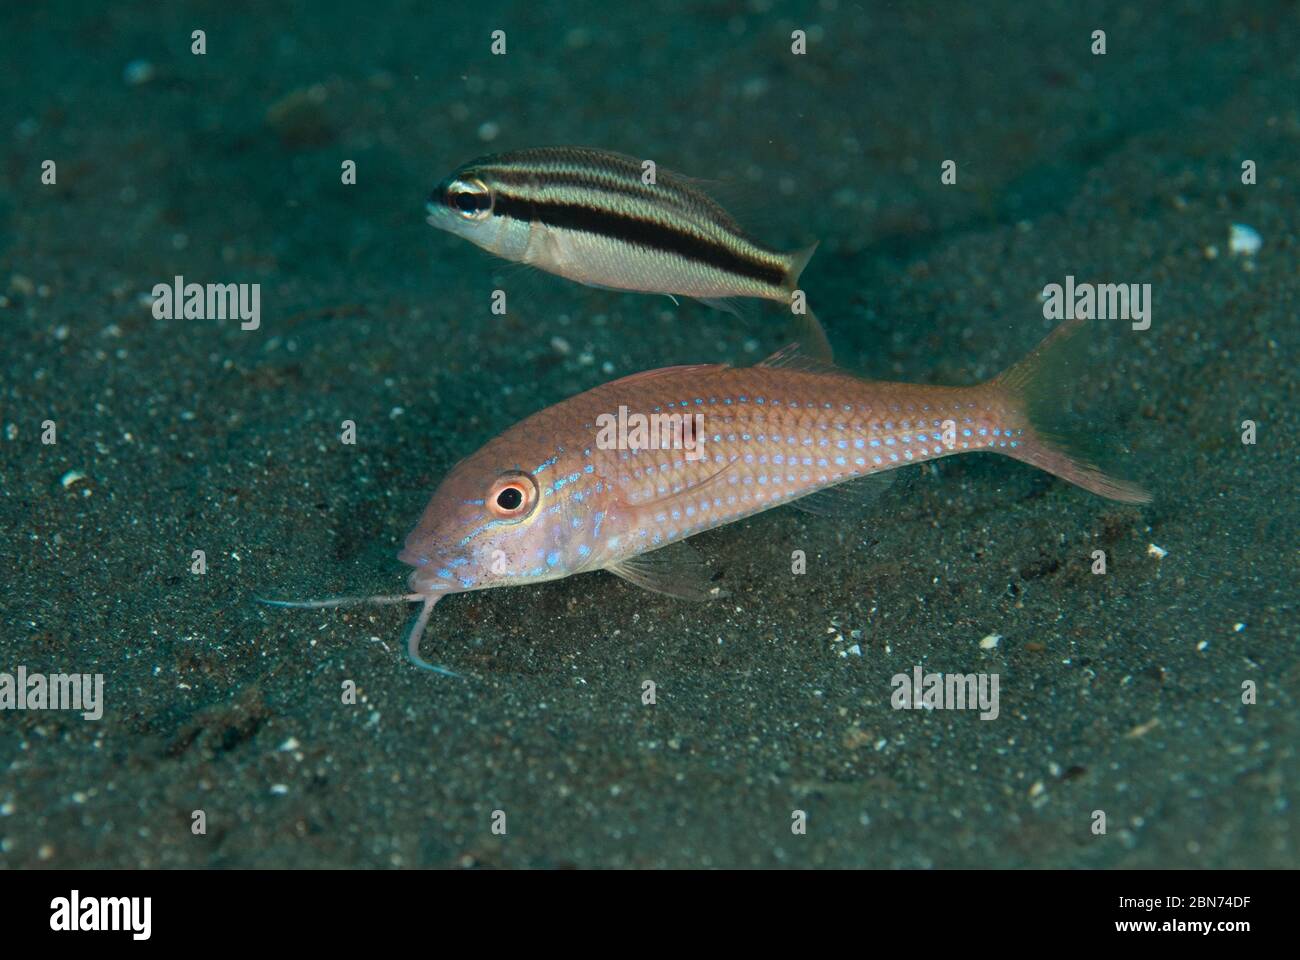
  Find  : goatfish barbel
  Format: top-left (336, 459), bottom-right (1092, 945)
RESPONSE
top-left (426, 146), bottom-right (829, 354)
top-left (261, 316), bottom-right (1149, 676)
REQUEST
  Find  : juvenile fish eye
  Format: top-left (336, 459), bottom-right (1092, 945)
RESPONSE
top-left (447, 177), bottom-right (492, 219)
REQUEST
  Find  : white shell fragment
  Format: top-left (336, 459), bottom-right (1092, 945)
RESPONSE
top-left (1228, 223), bottom-right (1261, 257)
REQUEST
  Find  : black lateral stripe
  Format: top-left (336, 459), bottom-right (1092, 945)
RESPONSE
top-left (493, 194), bottom-right (787, 288)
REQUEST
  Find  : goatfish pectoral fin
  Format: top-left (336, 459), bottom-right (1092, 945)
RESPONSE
top-left (605, 456), bottom-right (744, 599)
top-left (606, 540), bottom-right (725, 600)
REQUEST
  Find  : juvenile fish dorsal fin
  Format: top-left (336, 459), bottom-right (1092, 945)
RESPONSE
top-left (788, 472), bottom-right (897, 517)
top-left (606, 540), bottom-right (723, 600)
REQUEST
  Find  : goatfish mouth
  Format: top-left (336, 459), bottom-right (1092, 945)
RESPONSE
top-left (426, 146), bottom-right (819, 307)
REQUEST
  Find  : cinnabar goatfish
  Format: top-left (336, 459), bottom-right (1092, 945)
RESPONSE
top-left (262, 317), bottom-right (1149, 676)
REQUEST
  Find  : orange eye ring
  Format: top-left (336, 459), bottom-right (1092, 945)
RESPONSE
top-left (486, 471), bottom-right (538, 521)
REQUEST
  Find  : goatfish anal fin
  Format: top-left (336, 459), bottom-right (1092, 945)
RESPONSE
top-left (789, 471), bottom-right (898, 517)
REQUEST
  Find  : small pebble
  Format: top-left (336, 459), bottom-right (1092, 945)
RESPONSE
top-left (1228, 223), bottom-right (1261, 257)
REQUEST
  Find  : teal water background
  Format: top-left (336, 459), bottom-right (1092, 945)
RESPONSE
top-left (0, 1), bottom-right (1295, 867)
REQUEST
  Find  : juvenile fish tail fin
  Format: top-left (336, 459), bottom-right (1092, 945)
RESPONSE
top-left (987, 316), bottom-right (1151, 504)
top-left (775, 242), bottom-right (831, 361)
top-left (782, 240), bottom-right (819, 295)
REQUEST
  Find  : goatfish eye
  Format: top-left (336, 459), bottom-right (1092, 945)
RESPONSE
top-left (445, 176), bottom-right (493, 220)
top-left (486, 470), bottom-right (538, 522)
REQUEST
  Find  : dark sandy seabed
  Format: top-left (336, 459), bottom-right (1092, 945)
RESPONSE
top-left (0, 1), bottom-right (1295, 869)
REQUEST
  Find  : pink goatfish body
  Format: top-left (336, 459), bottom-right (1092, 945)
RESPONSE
top-left (263, 317), bottom-right (1148, 675)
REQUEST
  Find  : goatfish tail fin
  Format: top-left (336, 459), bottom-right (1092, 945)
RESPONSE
top-left (986, 316), bottom-right (1152, 504)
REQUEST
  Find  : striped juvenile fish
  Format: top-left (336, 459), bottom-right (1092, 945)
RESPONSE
top-left (426, 146), bottom-right (822, 331)
top-left (263, 317), bottom-right (1149, 675)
